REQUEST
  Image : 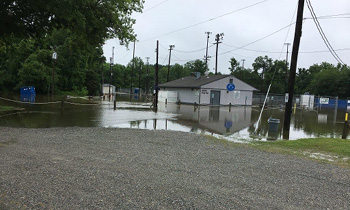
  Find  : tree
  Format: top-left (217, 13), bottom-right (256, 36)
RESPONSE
top-left (18, 50), bottom-right (51, 93)
top-left (295, 68), bottom-right (312, 94)
top-left (229, 57), bottom-right (240, 74)
top-left (231, 68), bottom-right (260, 90)
top-left (0, 0), bottom-right (144, 46)
top-left (252, 56), bottom-right (273, 92)
top-left (184, 59), bottom-right (207, 75)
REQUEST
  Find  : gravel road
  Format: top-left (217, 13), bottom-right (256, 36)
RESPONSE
top-left (0, 127), bottom-right (349, 209)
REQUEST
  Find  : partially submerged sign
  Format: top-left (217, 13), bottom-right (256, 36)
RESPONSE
top-left (320, 98), bottom-right (329, 105)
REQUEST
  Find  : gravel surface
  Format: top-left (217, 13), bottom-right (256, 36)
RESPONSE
top-left (0, 127), bottom-right (350, 209)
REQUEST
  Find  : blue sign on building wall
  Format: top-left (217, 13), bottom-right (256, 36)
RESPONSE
top-left (226, 83), bottom-right (235, 91)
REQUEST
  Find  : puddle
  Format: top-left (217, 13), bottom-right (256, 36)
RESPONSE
top-left (308, 152), bottom-right (337, 162)
top-left (0, 94), bottom-right (349, 142)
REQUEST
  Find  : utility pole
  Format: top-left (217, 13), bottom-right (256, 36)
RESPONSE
top-left (154, 41), bottom-right (159, 109)
top-left (51, 50), bottom-right (57, 98)
top-left (109, 46), bottom-right (114, 100)
top-left (283, 0), bottom-right (305, 139)
top-left (101, 63), bottom-right (104, 95)
top-left (145, 57), bottom-right (150, 96)
top-left (214, 33), bottom-right (224, 75)
top-left (284, 43), bottom-right (291, 92)
top-left (167, 45), bottom-right (175, 82)
top-left (130, 41), bottom-right (136, 94)
top-left (138, 65), bottom-right (142, 96)
top-left (241, 59), bottom-right (245, 69)
top-left (204, 32), bottom-right (212, 71)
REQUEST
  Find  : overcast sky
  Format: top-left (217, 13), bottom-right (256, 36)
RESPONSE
top-left (103, 0), bottom-right (350, 75)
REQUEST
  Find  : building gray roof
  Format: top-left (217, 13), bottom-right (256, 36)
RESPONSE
top-left (159, 75), bottom-right (228, 88)
top-left (159, 75), bottom-right (257, 91)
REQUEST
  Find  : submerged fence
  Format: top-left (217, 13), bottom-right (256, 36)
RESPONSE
top-left (253, 93), bottom-right (350, 111)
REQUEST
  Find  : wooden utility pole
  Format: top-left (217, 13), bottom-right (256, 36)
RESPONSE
top-left (138, 65), bottom-right (142, 96)
top-left (167, 45), bottom-right (175, 82)
top-left (284, 43), bottom-right (291, 92)
top-left (214, 33), bottom-right (224, 75)
top-left (130, 41), bottom-right (136, 94)
top-left (154, 41), bottom-right (159, 109)
top-left (109, 46), bottom-right (114, 99)
top-left (204, 32), bottom-right (212, 71)
top-left (145, 57), bottom-right (150, 96)
top-left (283, 0), bottom-right (305, 139)
top-left (52, 52), bottom-right (56, 97)
top-left (101, 63), bottom-right (104, 95)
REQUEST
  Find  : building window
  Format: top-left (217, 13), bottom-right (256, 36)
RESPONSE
top-left (229, 79), bottom-right (233, 84)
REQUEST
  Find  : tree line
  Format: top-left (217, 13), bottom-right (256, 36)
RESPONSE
top-left (1, 32), bottom-right (349, 98)
top-left (0, 1), bottom-right (348, 98)
top-left (229, 56), bottom-right (350, 98)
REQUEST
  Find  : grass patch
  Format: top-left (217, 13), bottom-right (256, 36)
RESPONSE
top-left (253, 138), bottom-right (350, 157)
top-left (252, 138), bottom-right (350, 167)
top-left (0, 106), bottom-right (15, 112)
top-left (204, 135), bottom-right (350, 167)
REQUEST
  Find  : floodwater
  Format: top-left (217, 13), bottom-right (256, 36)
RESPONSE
top-left (0, 94), bottom-right (348, 142)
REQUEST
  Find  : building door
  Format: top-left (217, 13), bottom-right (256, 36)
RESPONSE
top-left (210, 90), bottom-right (221, 105)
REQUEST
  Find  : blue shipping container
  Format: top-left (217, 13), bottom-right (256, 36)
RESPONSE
top-left (20, 86), bottom-right (36, 95)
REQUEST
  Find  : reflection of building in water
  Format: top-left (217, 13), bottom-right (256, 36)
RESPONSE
top-left (158, 104), bottom-right (252, 135)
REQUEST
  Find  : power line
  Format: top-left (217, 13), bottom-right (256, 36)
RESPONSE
top-left (308, 12), bottom-right (350, 19)
top-left (134, 0), bottom-right (171, 17)
top-left (173, 45), bottom-right (214, 53)
top-left (222, 43), bottom-right (350, 54)
top-left (300, 48), bottom-right (350, 53)
top-left (219, 23), bottom-right (295, 56)
top-left (218, 46), bottom-right (255, 59)
top-left (161, 54), bottom-right (169, 65)
top-left (140, 0), bottom-right (269, 42)
top-left (306, 0), bottom-right (345, 64)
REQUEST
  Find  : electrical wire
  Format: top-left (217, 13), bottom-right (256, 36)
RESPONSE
top-left (173, 45), bottom-right (214, 53)
top-left (140, 0), bottom-right (269, 42)
top-left (219, 22), bottom-right (295, 56)
top-left (306, 0), bottom-right (345, 65)
top-left (160, 55), bottom-right (169, 65)
top-left (222, 43), bottom-right (350, 54)
top-left (218, 46), bottom-right (255, 59)
top-left (134, 0), bottom-right (171, 17)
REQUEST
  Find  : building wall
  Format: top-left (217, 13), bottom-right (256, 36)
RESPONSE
top-left (199, 89), bottom-right (253, 105)
top-left (200, 76), bottom-right (254, 105)
top-left (159, 91), bottom-right (179, 103)
top-left (102, 85), bottom-right (115, 95)
top-left (159, 88), bottom-right (199, 104)
top-left (160, 75), bottom-right (254, 105)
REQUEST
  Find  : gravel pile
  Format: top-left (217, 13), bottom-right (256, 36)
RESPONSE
top-left (0, 127), bottom-right (349, 209)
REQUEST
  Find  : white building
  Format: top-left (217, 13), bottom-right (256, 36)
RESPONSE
top-left (300, 94), bottom-right (315, 109)
top-left (158, 74), bottom-right (257, 106)
top-left (102, 84), bottom-right (116, 95)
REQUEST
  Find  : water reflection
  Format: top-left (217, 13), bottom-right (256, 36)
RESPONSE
top-left (0, 93), bottom-right (348, 141)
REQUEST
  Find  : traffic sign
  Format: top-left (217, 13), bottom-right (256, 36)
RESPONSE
top-left (226, 83), bottom-right (235, 91)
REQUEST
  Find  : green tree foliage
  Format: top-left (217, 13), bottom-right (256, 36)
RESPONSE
top-left (305, 63), bottom-right (350, 98)
top-left (231, 68), bottom-right (260, 90)
top-left (18, 52), bottom-right (51, 92)
top-left (0, 0), bottom-right (144, 95)
top-left (252, 56), bottom-right (273, 92)
top-left (184, 59), bottom-right (207, 75)
top-left (229, 57), bottom-right (240, 74)
top-left (1, 0), bottom-right (144, 45)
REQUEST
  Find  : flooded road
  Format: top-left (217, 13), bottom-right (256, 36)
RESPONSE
top-left (0, 94), bottom-right (348, 141)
